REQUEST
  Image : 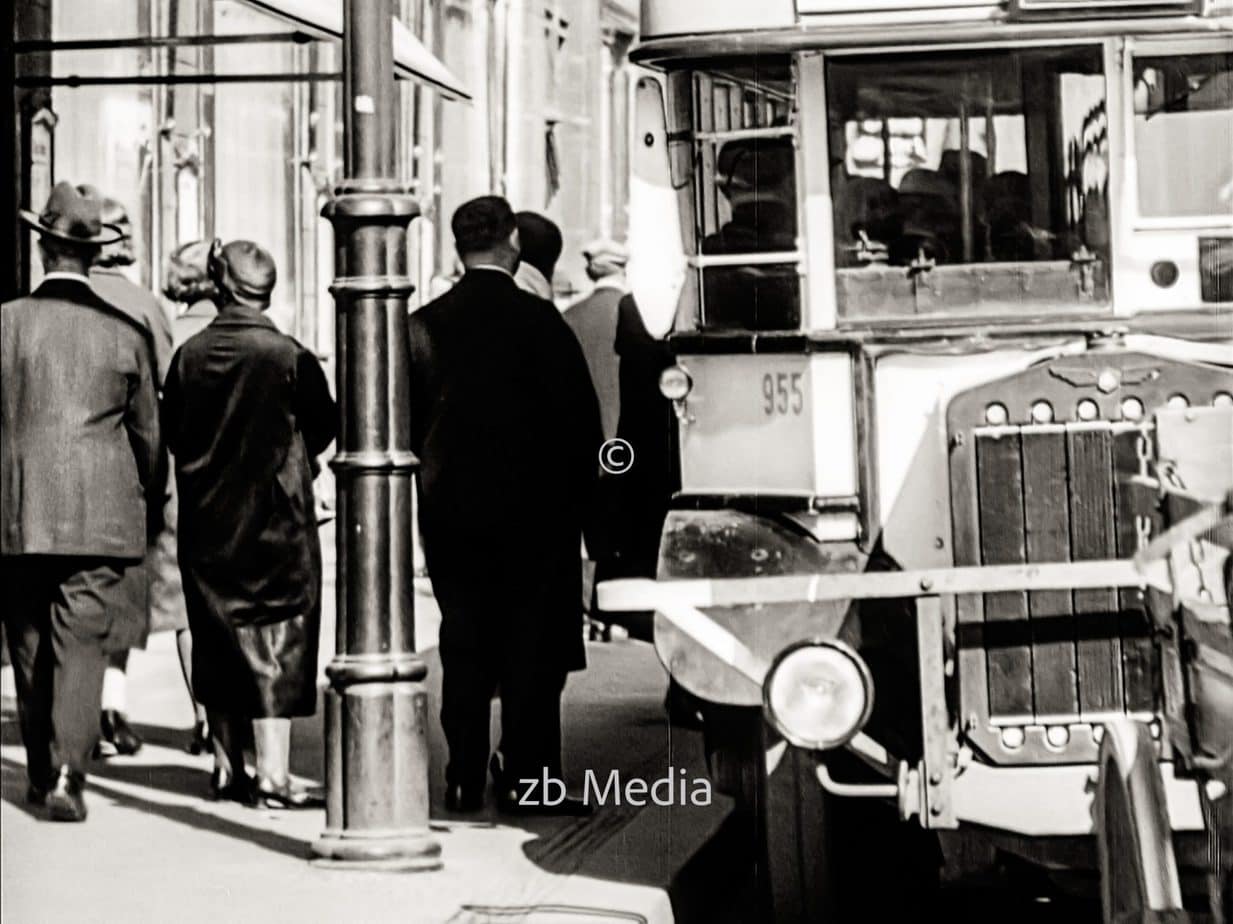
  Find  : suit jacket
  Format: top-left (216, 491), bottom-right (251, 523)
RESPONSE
top-left (408, 268), bottom-right (602, 672)
top-left (1, 276), bottom-right (162, 559)
top-left (90, 268), bottom-right (175, 383)
top-left (563, 282), bottom-right (624, 443)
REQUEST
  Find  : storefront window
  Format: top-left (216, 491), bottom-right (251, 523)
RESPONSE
top-left (825, 45), bottom-right (1110, 322)
top-left (47, 1), bottom-right (154, 288)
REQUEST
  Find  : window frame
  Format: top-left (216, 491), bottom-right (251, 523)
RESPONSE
top-left (1124, 35), bottom-right (1233, 232)
top-left (818, 38), bottom-right (1117, 327)
top-left (669, 54), bottom-right (808, 331)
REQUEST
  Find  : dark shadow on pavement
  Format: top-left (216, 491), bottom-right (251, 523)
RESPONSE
top-left (2, 753), bottom-right (309, 861)
top-left (1, 755), bottom-right (46, 820)
top-left (79, 756), bottom-right (214, 802)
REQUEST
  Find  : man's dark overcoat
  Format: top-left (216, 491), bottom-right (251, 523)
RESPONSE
top-left (408, 268), bottom-right (602, 674)
top-left (161, 303), bottom-right (336, 718)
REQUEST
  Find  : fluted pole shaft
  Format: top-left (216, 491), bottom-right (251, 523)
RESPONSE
top-left (311, 0), bottom-right (440, 871)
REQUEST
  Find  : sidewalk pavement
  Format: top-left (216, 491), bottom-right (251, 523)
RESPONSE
top-left (1, 534), bottom-right (741, 924)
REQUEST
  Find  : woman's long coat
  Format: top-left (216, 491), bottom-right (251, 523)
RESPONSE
top-left (161, 304), bottom-right (336, 717)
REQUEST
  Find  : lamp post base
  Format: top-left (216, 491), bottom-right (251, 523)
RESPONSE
top-left (310, 832), bottom-right (443, 871)
top-left (313, 677), bottom-right (441, 871)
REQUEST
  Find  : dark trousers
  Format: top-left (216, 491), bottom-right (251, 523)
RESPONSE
top-left (1, 555), bottom-right (128, 785)
top-left (439, 639), bottom-right (567, 792)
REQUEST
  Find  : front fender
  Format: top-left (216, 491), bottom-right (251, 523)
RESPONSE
top-left (654, 508), bottom-right (866, 706)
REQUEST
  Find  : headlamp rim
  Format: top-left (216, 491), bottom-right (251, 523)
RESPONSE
top-left (762, 637), bottom-right (875, 752)
top-left (658, 364), bottom-right (693, 401)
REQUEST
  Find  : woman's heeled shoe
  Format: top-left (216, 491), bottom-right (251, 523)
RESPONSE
top-left (255, 780), bottom-right (325, 810)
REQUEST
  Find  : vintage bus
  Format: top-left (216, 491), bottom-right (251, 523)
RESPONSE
top-left (601, 0), bottom-right (1233, 919)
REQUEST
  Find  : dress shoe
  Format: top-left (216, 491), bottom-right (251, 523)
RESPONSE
top-left (98, 710), bottom-right (143, 757)
top-left (25, 784), bottom-right (48, 806)
top-left (444, 783), bottom-right (485, 813)
top-left (187, 719), bottom-right (211, 756)
top-left (210, 767), bottom-right (258, 806)
top-left (45, 767), bottom-right (88, 822)
top-left (496, 785), bottom-right (592, 818)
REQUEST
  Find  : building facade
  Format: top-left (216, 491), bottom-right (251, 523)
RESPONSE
top-left (9, 0), bottom-right (639, 364)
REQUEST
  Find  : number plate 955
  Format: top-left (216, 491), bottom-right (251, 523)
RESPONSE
top-left (762, 371), bottom-right (806, 417)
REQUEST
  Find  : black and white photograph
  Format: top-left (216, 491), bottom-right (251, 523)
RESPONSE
top-left (2, 0), bottom-right (1232, 921)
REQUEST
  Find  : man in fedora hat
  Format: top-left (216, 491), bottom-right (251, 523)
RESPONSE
top-left (1, 181), bottom-right (164, 821)
top-left (162, 239), bottom-right (335, 807)
top-left (78, 186), bottom-right (176, 759)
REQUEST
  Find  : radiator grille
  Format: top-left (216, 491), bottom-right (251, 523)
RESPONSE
top-left (972, 421), bottom-right (1159, 723)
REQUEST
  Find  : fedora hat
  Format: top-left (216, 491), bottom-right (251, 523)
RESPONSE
top-left (20, 181), bottom-right (123, 246)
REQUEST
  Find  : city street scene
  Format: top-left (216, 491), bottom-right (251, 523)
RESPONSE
top-left (3, 1), bottom-right (1232, 922)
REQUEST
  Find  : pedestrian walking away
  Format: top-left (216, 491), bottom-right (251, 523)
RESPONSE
top-left (153, 239), bottom-right (221, 755)
top-left (512, 210), bottom-right (563, 301)
top-left (409, 195), bottom-right (603, 816)
top-left (160, 238), bottom-right (336, 809)
top-left (79, 185), bottom-right (177, 759)
top-left (1, 181), bottom-right (165, 822)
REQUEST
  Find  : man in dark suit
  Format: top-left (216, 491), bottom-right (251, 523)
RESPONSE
top-left (408, 196), bottom-right (602, 815)
top-left (1, 182), bottom-right (163, 821)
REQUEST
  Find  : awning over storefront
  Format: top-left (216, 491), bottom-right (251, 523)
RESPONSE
top-left (243, 0), bottom-right (470, 100)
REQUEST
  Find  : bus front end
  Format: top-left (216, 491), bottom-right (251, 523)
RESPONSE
top-left (602, 0), bottom-right (1233, 918)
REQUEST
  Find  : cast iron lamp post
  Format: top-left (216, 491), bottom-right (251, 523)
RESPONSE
top-left (311, 0), bottom-right (441, 871)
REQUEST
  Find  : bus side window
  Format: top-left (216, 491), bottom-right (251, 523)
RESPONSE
top-left (684, 59), bottom-right (803, 331)
top-left (826, 45), bottom-right (1111, 322)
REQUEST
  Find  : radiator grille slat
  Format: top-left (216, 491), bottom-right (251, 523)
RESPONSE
top-left (1021, 428), bottom-right (1079, 717)
top-left (975, 430), bottom-right (1033, 720)
top-left (1067, 426), bottom-right (1124, 716)
top-left (1112, 430), bottom-right (1162, 714)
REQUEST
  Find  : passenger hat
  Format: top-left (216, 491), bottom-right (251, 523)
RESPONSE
top-left (582, 238), bottom-right (629, 273)
top-left (20, 181), bottom-right (123, 246)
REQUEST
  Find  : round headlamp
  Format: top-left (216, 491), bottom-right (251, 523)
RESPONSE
top-left (763, 640), bottom-right (874, 751)
top-left (658, 365), bottom-right (693, 401)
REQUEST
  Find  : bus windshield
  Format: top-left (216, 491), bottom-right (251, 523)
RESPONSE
top-left (825, 45), bottom-right (1111, 323)
top-left (1133, 50), bottom-right (1233, 219)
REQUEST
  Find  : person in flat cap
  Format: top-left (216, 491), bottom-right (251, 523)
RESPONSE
top-left (161, 239), bottom-right (336, 807)
top-left (408, 195), bottom-right (601, 816)
top-left (75, 186), bottom-right (177, 760)
top-left (700, 136), bottom-right (800, 329)
top-left (2, 181), bottom-right (164, 821)
top-left (563, 239), bottom-right (629, 444)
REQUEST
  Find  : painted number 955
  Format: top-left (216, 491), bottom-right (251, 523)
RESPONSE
top-left (762, 372), bottom-right (805, 417)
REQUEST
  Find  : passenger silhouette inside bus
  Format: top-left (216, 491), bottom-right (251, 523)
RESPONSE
top-left (699, 137), bottom-right (800, 330)
top-left (888, 167), bottom-right (961, 266)
top-left (833, 171), bottom-right (900, 266)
